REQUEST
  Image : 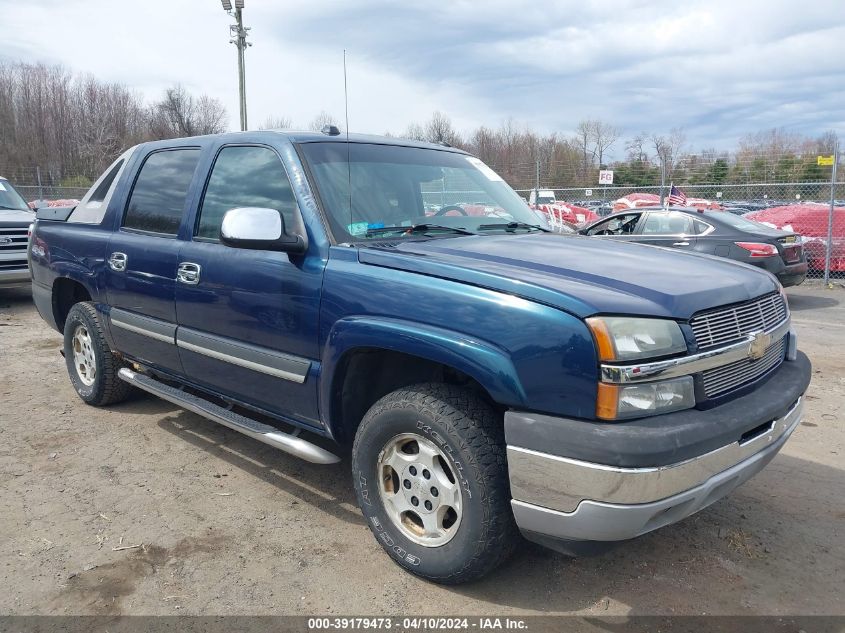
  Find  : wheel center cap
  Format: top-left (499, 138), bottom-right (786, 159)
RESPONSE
top-left (402, 462), bottom-right (440, 514)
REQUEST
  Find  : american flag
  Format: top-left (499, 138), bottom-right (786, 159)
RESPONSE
top-left (668, 185), bottom-right (687, 206)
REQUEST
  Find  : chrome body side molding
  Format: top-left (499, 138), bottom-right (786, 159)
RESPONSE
top-left (176, 327), bottom-right (311, 384)
top-left (109, 308), bottom-right (176, 344)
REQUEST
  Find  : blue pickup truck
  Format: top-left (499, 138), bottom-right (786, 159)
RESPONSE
top-left (29, 130), bottom-right (811, 583)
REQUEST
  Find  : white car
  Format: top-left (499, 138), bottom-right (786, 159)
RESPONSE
top-left (0, 178), bottom-right (35, 288)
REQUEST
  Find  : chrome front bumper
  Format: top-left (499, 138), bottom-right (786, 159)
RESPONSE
top-left (0, 268), bottom-right (30, 286)
top-left (508, 397), bottom-right (803, 544)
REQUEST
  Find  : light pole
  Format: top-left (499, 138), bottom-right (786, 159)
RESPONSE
top-left (221, 0), bottom-right (251, 131)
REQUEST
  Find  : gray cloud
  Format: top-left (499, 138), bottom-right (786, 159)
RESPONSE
top-left (1, 0), bottom-right (843, 152)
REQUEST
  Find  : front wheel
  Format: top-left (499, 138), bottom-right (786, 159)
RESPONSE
top-left (352, 383), bottom-right (518, 583)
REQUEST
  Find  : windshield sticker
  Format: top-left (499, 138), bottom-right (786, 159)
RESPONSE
top-left (347, 222), bottom-right (370, 236)
top-left (466, 157), bottom-right (504, 182)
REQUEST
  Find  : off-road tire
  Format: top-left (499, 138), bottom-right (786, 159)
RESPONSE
top-left (352, 383), bottom-right (518, 584)
top-left (63, 302), bottom-right (133, 406)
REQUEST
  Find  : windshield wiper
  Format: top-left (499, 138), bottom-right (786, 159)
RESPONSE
top-left (477, 221), bottom-right (550, 233)
top-left (0, 205), bottom-right (29, 211)
top-left (364, 223), bottom-right (476, 237)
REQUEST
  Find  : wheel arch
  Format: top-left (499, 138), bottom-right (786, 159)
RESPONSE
top-left (52, 276), bottom-right (95, 333)
top-left (320, 317), bottom-right (528, 444)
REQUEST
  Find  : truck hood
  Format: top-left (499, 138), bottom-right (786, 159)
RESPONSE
top-left (357, 233), bottom-right (778, 320)
top-left (0, 208), bottom-right (35, 226)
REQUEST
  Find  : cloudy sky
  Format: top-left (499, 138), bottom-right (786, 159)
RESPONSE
top-left (2, 0), bottom-right (844, 152)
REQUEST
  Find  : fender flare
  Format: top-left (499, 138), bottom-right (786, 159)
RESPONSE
top-left (47, 264), bottom-right (101, 331)
top-left (319, 316), bottom-right (528, 435)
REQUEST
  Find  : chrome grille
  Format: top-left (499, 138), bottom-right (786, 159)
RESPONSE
top-left (691, 293), bottom-right (788, 350)
top-left (702, 336), bottom-right (786, 397)
top-left (0, 227), bottom-right (29, 253)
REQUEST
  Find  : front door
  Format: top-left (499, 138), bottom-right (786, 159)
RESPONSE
top-left (105, 147), bottom-right (202, 374)
top-left (174, 144), bottom-right (323, 426)
top-left (583, 212), bottom-right (644, 243)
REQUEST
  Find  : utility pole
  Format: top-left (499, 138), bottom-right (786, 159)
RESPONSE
top-left (36, 166), bottom-right (43, 201)
top-left (824, 139), bottom-right (839, 286)
top-left (221, 0), bottom-right (251, 131)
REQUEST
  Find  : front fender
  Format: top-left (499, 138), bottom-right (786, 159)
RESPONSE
top-left (320, 316), bottom-right (529, 430)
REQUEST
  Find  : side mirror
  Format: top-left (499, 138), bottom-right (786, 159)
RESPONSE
top-left (220, 207), bottom-right (307, 254)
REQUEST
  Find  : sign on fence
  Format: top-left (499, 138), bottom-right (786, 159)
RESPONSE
top-left (598, 170), bottom-right (614, 185)
top-left (585, 189), bottom-right (593, 197)
top-left (817, 155), bottom-right (835, 166)
top-left (716, 192), bottom-right (722, 198)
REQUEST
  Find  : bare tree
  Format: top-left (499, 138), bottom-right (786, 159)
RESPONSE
top-left (625, 133), bottom-right (649, 163)
top-left (573, 120), bottom-right (595, 182)
top-left (260, 115), bottom-right (293, 130)
top-left (194, 95), bottom-right (228, 135)
top-left (147, 85), bottom-right (227, 139)
top-left (308, 111), bottom-right (338, 132)
top-left (401, 122), bottom-right (426, 141)
top-left (651, 127), bottom-right (686, 180)
top-left (423, 111), bottom-right (462, 146)
top-left (590, 121), bottom-right (622, 168)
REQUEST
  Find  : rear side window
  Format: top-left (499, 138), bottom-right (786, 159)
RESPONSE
top-left (694, 219), bottom-right (713, 234)
top-left (123, 149), bottom-right (201, 234)
top-left (196, 145), bottom-right (297, 240)
top-left (68, 153), bottom-right (131, 224)
top-left (90, 160), bottom-right (124, 203)
top-left (641, 211), bottom-right (694, 235)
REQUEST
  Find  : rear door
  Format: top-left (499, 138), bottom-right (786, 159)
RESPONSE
top-left (173, 143), bottom-right (323, 425)
top-left (637, 210), bottom-right (697, 251)
top-left (105, 147), bottom-right (202, 373)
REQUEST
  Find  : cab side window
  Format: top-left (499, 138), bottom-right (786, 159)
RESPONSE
top-left (196, 145), bottom-right (297, 240)
top-left (123, 149), bottom-right (201, 234)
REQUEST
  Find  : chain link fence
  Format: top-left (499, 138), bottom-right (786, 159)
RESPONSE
top-left (6, 163), bottom-right (844, 283)
top-left (13, 185), bottom-right (90, 203)
top-left (513, 181), bottom-right (844, 282)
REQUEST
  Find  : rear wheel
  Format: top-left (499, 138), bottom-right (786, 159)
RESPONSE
top-left (352, 383), bottom-right (518, 583)
top-left (63, 302), bottom-right (133, 406)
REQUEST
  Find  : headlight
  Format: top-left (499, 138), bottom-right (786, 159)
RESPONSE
top-left (586, 316), bottom-right (687, 361)
top-left (597, 377), bottom-right (695, 420)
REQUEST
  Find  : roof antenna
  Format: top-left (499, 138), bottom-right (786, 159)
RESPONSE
top-left (344, 49), bottom-right (352, 221)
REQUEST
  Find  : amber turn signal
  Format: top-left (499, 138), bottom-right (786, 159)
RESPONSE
top-left (596, 383), bottom-right (620, 420)
top-left (586, 317), bottom-right (616, 362)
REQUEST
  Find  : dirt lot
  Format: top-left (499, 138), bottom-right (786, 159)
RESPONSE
top-left (0, 284), bottom-right (843, 616)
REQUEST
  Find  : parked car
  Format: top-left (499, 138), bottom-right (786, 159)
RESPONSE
top-left (528, 188), bottom-right (557, 206)
top-left (744, 204), bottom-right (845, 273)
top-left (579, 206), bottom-right (808, 287)
top-left (0, 177), bottom-right (35, 288)
top-left (29, 131), bottom-right (810, 583)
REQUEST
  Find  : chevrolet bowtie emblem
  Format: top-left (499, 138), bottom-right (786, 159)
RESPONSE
top-left (748, 331), bottom-right (771, 361)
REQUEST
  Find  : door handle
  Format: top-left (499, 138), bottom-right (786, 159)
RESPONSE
top-left (673, 241), bottom-right (690, 247)
top-left (177, 262), bottom-right (201, 285)
top-left (108, 252), bottom-right (128, 272)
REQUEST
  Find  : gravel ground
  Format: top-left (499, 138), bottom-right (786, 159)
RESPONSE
top-left (0, 284), bottom-right (842, 616)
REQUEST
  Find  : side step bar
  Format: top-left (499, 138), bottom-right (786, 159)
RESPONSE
top-left (118, 368), bottom-right (340, 464)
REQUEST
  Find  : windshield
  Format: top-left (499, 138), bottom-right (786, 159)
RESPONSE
top-left (299, 142), bottom-right (547, 241)
top-left (0, 180), bottom-right (30, 211)
top-left (536, 196), bottom-right (555, 205)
